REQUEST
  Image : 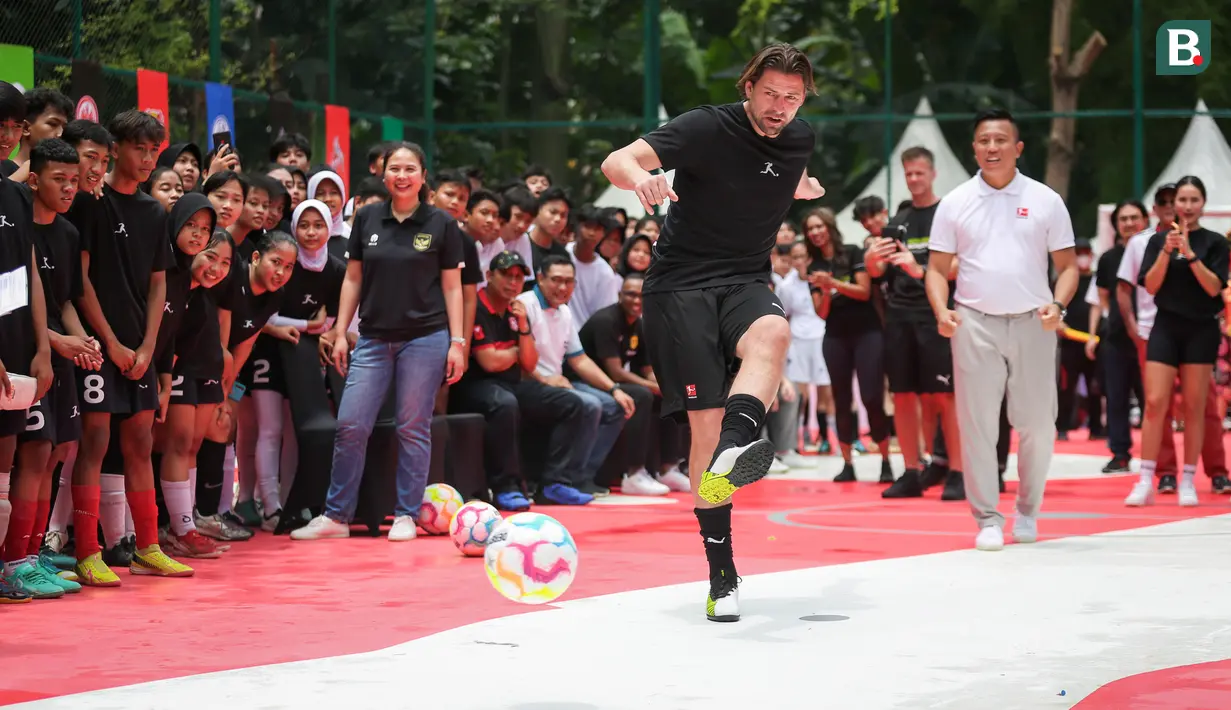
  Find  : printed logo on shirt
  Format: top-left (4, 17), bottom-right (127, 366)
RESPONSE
top-left (70, 405), bottom-right (79, 418)
top-left (0, 214), bottom-right (14, 228)
top-left (761, 162), bottom-right (779, 177)
top-left (1017, 208), bottom-right (1029, 219)
top-left (204, 379), bottom-right (219, 386)
top-left (474, 324), bottom-right (485, 340)
top-left (243, 320), bottom-right (254, 329)
top-left (164, 302), bottom-right (173, 313)
top-left (508, 317), bottom-right (518, 332)
top-left (629, 335), bottom-right (639, 350)
top-left (369, 234), bottom-right (379, 245)
top-left (686, 384), bottom-right (697, 398)
top-left (413, 233), bottom-right (433, 252)
top-left (115, 222), bottom-right (128, 236)
top-left (302, 294), bottom-right (318, 305)
top-left (41, 256), bottom-right (54, 270)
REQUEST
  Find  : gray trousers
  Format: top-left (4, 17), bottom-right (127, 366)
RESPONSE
top-left (953, 304), bottom-right (1058, 528)
top-left (766, 386), bottom-right (800, 454)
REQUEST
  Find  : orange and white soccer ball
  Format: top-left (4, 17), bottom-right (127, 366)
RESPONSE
top-left (449, 501), bottom-right (502, 556)
top-left (417, 483), bottom-right (464, 535)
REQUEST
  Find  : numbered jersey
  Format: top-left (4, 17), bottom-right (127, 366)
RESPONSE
top-left (18, 358), bottom-right (82, 446)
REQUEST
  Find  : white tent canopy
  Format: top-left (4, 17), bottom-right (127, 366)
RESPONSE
top-left (1095, 99), bottom-right (1231, 252)
top-left (594, 105), bottom-right (674, 219)
top-left (835, 97), bottom-right (971, 241)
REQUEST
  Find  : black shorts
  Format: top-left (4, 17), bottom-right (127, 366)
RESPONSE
top-left (77, 359), bottom-right (159, 414)
top-left (169, 372), bottom-right (225, 407)
top-left (1146, 314), bottom-right (1220, 367)
top-left (19, 358), bottom-right (81, 445)
top-left (0, 410), bottom-right (25, 438)
top-left (884, 318), bottom-right (954, 394)
top-left (643, 282), bottom-right (786, 421)
top-left (239, 336), bottom-right (286, 395)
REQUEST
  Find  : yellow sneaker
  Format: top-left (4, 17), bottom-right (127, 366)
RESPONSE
top-left (697, 439), bottom-right (777, 505)
top-left (130, 545), bottom-right (194, 577)
top-left (75, 553), bottom-right (122, 587)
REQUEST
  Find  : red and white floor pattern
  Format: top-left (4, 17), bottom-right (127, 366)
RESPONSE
top-left (5, 432), bottom-right (1231, 709)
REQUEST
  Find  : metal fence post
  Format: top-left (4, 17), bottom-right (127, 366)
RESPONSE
top-left (1132, 0), bottom-right (1144, 197)
top-left (209, 0), bottom-right (221, 82)
top-left (423, 0), bottom-right (436, 170)
top-left (328, 0), bottom-right (337, 103)
top-left (642, 0), bottom-right (661, 136)
top-left (882, 4), bottom-right (893, 207)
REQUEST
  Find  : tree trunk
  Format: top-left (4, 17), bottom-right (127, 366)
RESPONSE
top-left (1045, 0), bottom-right (1106, 201)
top-left (531, 0), bottom-right (571, 182)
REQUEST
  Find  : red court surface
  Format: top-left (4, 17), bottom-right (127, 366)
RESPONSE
top-left (1076, 659), bottom-right (1231, 710)
top-left (4, 441), bottom-right (1230, 708)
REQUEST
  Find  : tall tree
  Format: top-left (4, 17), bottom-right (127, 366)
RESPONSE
top-left (1045, 0), bottom-right (1105, 200)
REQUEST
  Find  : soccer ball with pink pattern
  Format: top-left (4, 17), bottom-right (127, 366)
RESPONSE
top-left (484, 512), bottom-right (578, 604)
top-left (417, 483), bottom-right (464, 535)
top-left (449, 500), bottom-right (502, 556)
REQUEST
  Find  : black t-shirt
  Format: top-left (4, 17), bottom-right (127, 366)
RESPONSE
top-left (578, 302), bottom-right (647, 371)
top-left (809, 244), bottom-right (880, 336)
top-left (31, 216), bottom-right (82, 335)
top-left (327, 235), bottom-right (349, 262)
top-left (1064, 273), bottom-right (1093, 332)
top-left (1095, 245), bottom-right (1131, 346)
top-left (225, 265), bottom-right (285, 349)
top-left (639, 103), bottom-right (815, 293)
top-left (527, 237), bottom-right (569, 291)
top-left (174, 286), bottom-right (225, 379)
top-left (73, 186), bottom-right (174, 349)
top-left (348, 201), bottom-right (465, 342)
top-left (464, 288), bottom-right (522, 385)
top-left (881, 202), bottom-right (945, 321)
top-left (460, 231), bottom-right (482, 286)
top-left (155, 262), bottom-right (194, 375)
top-left (1139, 227), bottom-right (1230, 321)
top-left (277, 255), bottom-right (346, 320)
top-left (0, 160), bottom-right (17, 179)
top-left (0, 176), bottom-right (35, 373)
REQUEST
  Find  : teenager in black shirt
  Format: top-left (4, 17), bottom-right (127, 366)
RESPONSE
top-left (1, 87), bottom-right (73, 183)
top-left (602, 44), bottom-right (825, 622)
top-left (1132, 176), bottom-right (1230, 507)
top-left (804, 207), bottom-right (891, 483)
top-left (525, 186), bottom-right (571, 286)
top-left (293, 142), bottom-right (465, 543)
top-left (1056, 239), bottom-right (1101, 441)
top-left (72, 110), bottom-right (182, 584)
top-left (430, 170), bottom-right (481, 363)
top-left (237, 200), bottom-right (343, 531)
top-left (2, 139), bottom-right (91, 596)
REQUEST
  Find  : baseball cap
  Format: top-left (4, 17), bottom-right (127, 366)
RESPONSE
top-left (490, 250), bottom-right (530, 275)
top-left (1154, 183), bottom-right (1177, 202)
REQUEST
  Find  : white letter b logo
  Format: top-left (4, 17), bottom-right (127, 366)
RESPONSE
top-left (1168, 29), bottom-right (1202, 66)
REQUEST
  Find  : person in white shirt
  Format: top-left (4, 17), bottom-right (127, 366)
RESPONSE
top-left (564, 205), bottom-right (622, 326)
top-left (779, 240), bottom-right (828, 464)
top-left (460, 189), bottom-right (506, 288)
top-left (926, 108), bottom-right (1078, 552)
top-left (497, 185), bottom-right (538, 287)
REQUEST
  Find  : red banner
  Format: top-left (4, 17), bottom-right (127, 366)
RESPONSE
top-left (324, 105), bottom-right (350, 193)
top-left (136, 69), bottom-right (169, 153)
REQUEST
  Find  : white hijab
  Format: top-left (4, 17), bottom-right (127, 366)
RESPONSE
top-left (307, 170), bottom-right (350, 238)
top-left (291, 199), bottom-right (332, 272)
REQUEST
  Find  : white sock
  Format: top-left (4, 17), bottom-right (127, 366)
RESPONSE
top-left (99, 473), bottom-right (128, 547)
top-left (219, 444), bottom-right (236, 515)
top-left (1139, 460), bottom-right (1156, 486)
top-left (252, 390), bottom-right (284, 510)
top-left (0, 470), bottom-right (10, 546)
top-left (1182, 463), bottom-right (1197, 486)
top-left (48, 448), bottom-right (76, 533)
top-left (161, 478), bottom-right (195, 535)
top-left (188, 467), bottom-right (197, 501)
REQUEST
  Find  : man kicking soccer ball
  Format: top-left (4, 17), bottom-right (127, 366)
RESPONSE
top-left (601, 43), bottom-right (824, 622)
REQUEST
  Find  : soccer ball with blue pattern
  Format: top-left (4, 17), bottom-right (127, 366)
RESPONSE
top-left (449, 500), bottom-right (502, 556)
top-left (484, 512), bottom-right (578, 604)
top-left (418, 483), bottom-right (464, 535)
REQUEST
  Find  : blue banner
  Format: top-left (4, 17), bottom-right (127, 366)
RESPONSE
top-left (204, 82), bottom-right (235, 151)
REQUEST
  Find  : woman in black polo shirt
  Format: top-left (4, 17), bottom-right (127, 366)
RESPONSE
top-left (292, 141), bottom-right (465, 543)
top-left (804, 207), bottom-right (891, 484)
top-left (1128, 175), bottom-right (1230, 508)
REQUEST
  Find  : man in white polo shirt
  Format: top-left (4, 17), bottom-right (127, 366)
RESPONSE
top-left (926, 108), bottom-right (1078, 552)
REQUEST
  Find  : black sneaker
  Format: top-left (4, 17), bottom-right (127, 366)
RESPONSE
top-left (878, 460), bottom-right (894, 484)
top-left (1213, 475), bottom-right (1231, 494)
top-left (940, 470), bottom-right (966, 501)
top-left (833, 462), bottom-right (856, 482)
top-left (706, 569), bottom-right (740, 622)
top-left (920, 461), bottom-right (948, 489)
top-left (1158, 474), bottom-right (1177, 494)
top-left (578, 481), bottom-right (610, 498)
top-left (882, 469), bottom-right (923, 498)
top-left (102, 535), bottom-right (135, 568)
top-left (1102, 457), bottom-right (1132, 474)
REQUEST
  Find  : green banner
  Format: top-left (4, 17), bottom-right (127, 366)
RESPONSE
top-left (0, 44), bottom-right (34, 93)
top-left (381, 116), bottom-right (404, 142)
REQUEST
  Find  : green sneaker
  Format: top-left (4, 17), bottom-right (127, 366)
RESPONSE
top-left (4, 560), bottom-right (66, 599)
top-left (35, 555), bottom-right (81, 594)
top-left (39, 545), bottom-right (77, 572)
top-left (232, 499), bottom-right (262, 527)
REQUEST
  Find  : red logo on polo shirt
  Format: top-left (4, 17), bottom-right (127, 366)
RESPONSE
top-left (473, 325), bottom-right (484, 340)
top-left (1017, 207), bottom-right (1029, 218)
top-left (686, 384), bottom-right (697, 398)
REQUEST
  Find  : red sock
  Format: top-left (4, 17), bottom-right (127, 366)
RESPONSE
top-left (71, 484), bottom-right (101, 561)
top-left (27, 498), bottom-right (51, 557)
top-left (126, 489), bottom-right (158, 550)
top-left (2, 499), bottom-right (36, 564)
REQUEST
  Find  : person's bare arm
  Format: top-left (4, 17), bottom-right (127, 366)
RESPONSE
top-left (599, 356), bottom-right (657, 391)
top-left (1050, 248), bottom-right (1079, 307)
top-left (1115, 281), bottom-right (1141, 345)
top-left (27, 248), bottom-right (52, 399)
top-left (600, 139), bottom-right (664, 190)
top-left (127, 270), bottom-right (166, 379)
top-left (78, 251), bottom-right (135, 372)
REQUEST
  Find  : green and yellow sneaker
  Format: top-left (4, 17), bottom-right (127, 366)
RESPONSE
top-left (706, 569), bottom-right (740, 622)
top-left (697, 439), bottom-right (776, 505)
top-left (4, 559), bottom-right (66, 599)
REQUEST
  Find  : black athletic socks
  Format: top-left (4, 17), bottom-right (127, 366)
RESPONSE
top-left (695, 504), bottom-right (735, 576)
top-left (709, 394), bottom-right (766, 469)
top-left (817, 412), bottom-right (829, 446)
top-left (195, 440), bottom-right (226, 516)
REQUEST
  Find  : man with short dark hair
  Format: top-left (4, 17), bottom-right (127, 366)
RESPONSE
top-left (601, 43), bottom-right (824, 621)
top-left (526, 187), bottom-right (571, 280)
top-left (270, 133), bottom-right (311, 172)
top-left (1, 87), bottom-right (73, 180)
top-left (521, 165), bottom-right (551, 197)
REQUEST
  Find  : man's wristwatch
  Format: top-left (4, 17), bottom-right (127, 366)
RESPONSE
top-left (450, 336), bottom-right (465, 346)
top-left (1052, 300), bottom-right (1067, 318)
top-left (609, 383), bottom-right (621, 395)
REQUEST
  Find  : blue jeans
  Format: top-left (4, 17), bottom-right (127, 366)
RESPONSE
top-left (324, 330), bottom-right (448, 521)
top-left (567, 382), bottom-right (626, 486)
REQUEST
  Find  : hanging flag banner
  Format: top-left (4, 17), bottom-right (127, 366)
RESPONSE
top-left (70, 59), bottom-right (105, 122)
top-left (380, 116), bottom-right (404, 142)
top-left (325, 104), bottom-right (350, 192)
top-left (136, 69), bottom-right (169, 153)
top-left (268, 92), bottom-right (296, 140)
top-left (0, 44), bottom-right (34, 94)
top-left (204, 82), bottom-right (235, 151)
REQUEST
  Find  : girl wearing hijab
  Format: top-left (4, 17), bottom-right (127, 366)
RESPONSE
top-left (617, 233), bottom-right (653, 277)
top-left (156, 143), bottom-right (203, 193)
top-left (232, 200), bottom-right (344, 531)
top-left (307, 170), bottom-right (350, 261)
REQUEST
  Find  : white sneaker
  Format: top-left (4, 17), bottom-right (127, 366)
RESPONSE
top-left (656, 467), bottom-right (690, 492)
top-left (1178, 478), bottom-right (1199, 507)
top-left (779, 452), bottom-right (815, 469)
top-left (290, 515), bottom-right (350, 540)
top-left (1124, 480), bottom-right (1154, 507)
top-left (1011, 513), bottom-right (1037, 543)
top-left (769, 457), bottom-right (789, 474)
top-left (388, 515), bottom-right (418, 541)
top-left (975, 525), bottom-right (1004, 551)
top-left (622, 469), bottom-right (670, 496)
top-left (706, 571), bottom-right (740, 622)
